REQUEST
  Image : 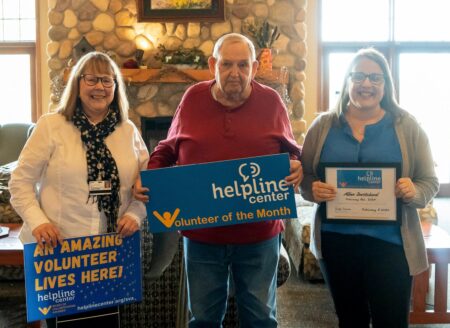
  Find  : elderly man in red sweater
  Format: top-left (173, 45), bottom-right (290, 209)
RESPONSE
top-left (136, 33), bottom-right (302, 327)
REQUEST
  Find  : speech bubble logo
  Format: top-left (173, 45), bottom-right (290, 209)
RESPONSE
top-left (238, 162), bottom-right (260, 182)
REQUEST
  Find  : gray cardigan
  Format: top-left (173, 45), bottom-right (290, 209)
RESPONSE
top-left (300, 110), bottom-right (439, 275)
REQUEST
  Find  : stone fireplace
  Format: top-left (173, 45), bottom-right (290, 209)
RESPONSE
top-left (130, 68), bottom-right (292, 152)
top-left (141, 116), bottom-right (172, 152)
top-left (47, 0), bottom-right (308, 144)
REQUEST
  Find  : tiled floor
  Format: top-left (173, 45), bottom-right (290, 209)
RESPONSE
top-left (277, 273), bottom-right (337, 328)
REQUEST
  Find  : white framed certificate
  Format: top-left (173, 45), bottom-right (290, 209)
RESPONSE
top-left (319, 163), bottom-right (401, 224)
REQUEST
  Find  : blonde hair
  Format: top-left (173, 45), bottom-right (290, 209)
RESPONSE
top-left (58, 51), bottom-right (128, 121)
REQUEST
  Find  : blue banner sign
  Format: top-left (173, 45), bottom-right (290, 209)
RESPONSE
top-left (23, 232), bottom-right (141, 322)
top-left (141, 153), bottom-right (296, 233)
top-left (337, 169), bottom-right (383, 189)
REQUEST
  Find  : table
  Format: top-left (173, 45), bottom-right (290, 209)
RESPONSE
top-left (0, 223), bottom-right (23, 265)
top-left (0, 223), bottom-right (40, 328)
top-left (410, 222), bottom-right (450, 324)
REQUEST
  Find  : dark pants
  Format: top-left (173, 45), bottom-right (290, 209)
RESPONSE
top-left (321, 231), bottom-right (412, 328)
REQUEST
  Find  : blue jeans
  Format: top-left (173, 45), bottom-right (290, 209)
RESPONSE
top-left (183, 234), bottom-right (281, 328)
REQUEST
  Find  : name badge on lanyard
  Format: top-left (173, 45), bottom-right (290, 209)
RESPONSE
top-left (89, 180), bottom-right (112, 196)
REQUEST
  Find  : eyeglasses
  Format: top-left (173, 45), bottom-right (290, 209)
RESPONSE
top-left (349, 72), bottom-right (385, 85)
top-left (80, 74), bottom-right (115, 88)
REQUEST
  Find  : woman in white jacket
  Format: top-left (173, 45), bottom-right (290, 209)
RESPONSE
top-left (9, 52), bottom-right (149, 326)
top-left (10, 51), bottom-right (148, 246)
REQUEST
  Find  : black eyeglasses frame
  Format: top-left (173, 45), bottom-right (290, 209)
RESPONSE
top-left (349, 72), bottom-right (385, 85)
top-left (80, 74), bottom-right (116, 88)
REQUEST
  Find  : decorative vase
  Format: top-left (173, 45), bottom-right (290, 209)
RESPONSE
top-left (258, 48), bottom-right (273, 71)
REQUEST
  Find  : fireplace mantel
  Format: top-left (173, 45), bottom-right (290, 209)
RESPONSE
top-left (121, 67), bottom-right (212, 83)
top-left (121, 68), bottom-right (288, 85)
top-left (64, 67), bottom-right (288, 85)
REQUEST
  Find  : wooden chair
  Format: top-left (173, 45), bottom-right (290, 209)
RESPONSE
top-left (410, 222), bottom-right (450, 324)
top-left (0, 223), bottom-right (40, 327)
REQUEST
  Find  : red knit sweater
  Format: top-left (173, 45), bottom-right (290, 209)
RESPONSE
top-left (148, 80), bottom-right (301, 244)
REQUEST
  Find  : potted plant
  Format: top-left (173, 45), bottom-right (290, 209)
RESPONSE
top-left (154, 45), bottom-right (208, 69)
top-left (244, 19), bottom-right (281, 71)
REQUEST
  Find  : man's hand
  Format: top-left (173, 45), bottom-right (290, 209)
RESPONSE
top-left (133, 176), bottom-right (149, 202)
top-left (395, 177), bottom-right (416, 201)
top-left (312, 181), bottom-right (337, 203)
top-left (32, 223), bottom-right (63, 249)
top-left (285, 160), bottom-right (303, 191)
top-left (117, 215), bottom-right (139, 238)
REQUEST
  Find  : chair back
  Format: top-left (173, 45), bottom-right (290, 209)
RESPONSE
top-left (0, 123), bottom-right (35, 166)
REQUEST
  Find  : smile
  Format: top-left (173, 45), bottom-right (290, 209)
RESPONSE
top-left (357, 90), bottom-right (375, 97)
top-left (90, 94), bottom-right (106, 99)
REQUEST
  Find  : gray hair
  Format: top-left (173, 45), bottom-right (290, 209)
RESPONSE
top-left (212, 33), bottom-right (257, 62)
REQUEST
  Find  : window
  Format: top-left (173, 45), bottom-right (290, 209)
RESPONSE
top-left (320, 0), bottom-right (450, 195)
top-left (0, 0), bottom-right (37, 123)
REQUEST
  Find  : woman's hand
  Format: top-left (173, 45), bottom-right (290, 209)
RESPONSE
top-left (133, 176), bottom-right (149, 202)
top-left (395, 177), bottom-right (416, 201)
top-left (312, 180), bottom-right (337, 203)
top-left (286, 160), bottom-right (303, 191)
top-left (32, 223), bottom-right (63, 249)
top-left (117, 215), bottom-right (139, 237)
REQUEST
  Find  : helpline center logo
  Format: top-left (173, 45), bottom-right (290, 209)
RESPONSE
top-left (337, 169), bottom-right (383, 189)
top-left (151, 159), bottom-right (292, 230)
top-left (211, 162), bottom-right (290, 204)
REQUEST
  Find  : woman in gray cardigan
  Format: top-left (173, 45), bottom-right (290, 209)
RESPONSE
top-left (300, 48), bottom-right (438, 328)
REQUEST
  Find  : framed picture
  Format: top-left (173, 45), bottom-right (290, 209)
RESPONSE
top-left (318, 162), bottom-right (402, 224)
top-left (137, 0), bottom-right (225, 22)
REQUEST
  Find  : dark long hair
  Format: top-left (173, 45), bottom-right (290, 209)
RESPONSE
top-left (332, 48), bottom-right (405, 123)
